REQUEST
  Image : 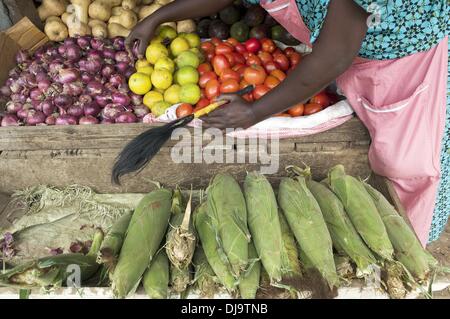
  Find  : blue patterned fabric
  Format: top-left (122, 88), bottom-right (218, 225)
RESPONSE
top-left (246, 0), bottom-right (448, 60)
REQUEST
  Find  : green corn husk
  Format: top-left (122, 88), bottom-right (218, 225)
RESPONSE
top-left (363, 183), bottom-right (437, 281)
top-left (193, 246), bottom-right (219, 298)
top-left (166, 189), bottom-right (196, 270)
top-left (238, 242), bottom-right (261, 299)
top-left (97, 211), bottom-right (133, 269)
top-left (278, 211), bottom-right (302, 282)
top-left (327, 165), bottom-right (394, 261)
top-left (243, 172), bottom-right (283, 283)
top-left (278, 176), bottom-right (339, 288)
top-left (193, 202), bottom-right (237, 292)
top-left (382, 261), bottom-right (407, 299)
top-left (111, 188), bottom-right (172, 298)
top-left (170, 264), bottom-right (192, 294)
top-left (142, 250), bottom-right (169, 299)
top-left (0, 228), bottom-right (104, 289)
top-left (207, 173), bottom-right (250, 278)
top-left (306, 179), bottom-right (377, 276)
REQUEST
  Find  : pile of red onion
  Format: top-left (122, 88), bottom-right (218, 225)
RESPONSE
top-left (0, 36), bottom-right (148, 127)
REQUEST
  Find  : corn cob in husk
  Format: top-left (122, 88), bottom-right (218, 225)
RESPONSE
top-left (170, 264), bottom-right (192, 294)
top-left (306, 180), bottom-right (377, 276)
top-left (111, 188), bottom-right (172, 298)
top-left (0, 229), bottom-right (104, 289)
top-left (193, 246), bottom-right (219, 298)
top-left (142, 250), bottom-right (169, 299)
top-left (193, 201), bottom-right (237, 292)
top-left (243, 172), bottom-right (283, 283)
top-left (327, 165), bottom-right (394, 261)
top-left (363, 183), bottom-right (437, 282)
top-left (278, 176), bottom-right (339, 288)
top-left (207, 173), bottom-right (250, 278)
top-left (238, 242), bottom-right (261, 299)
top-left (97, 211), bottom-right (133, 269)
top-left (278, 211), bottom-right (302, 284)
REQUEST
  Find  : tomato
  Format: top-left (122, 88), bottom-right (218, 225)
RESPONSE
top-left (211, 37), bottom-right (222, 46)
top-left (212, 54), bottom-right (231, 76)
top-left (206, 51), bottom-right (215, 62)
top-left (215, 43), bottom-right (233, 55)
top-left (226, 38), bottom-right (239, 47)
top-left (246, 53), bottom-right (262, 66)
top-left (304, 103), bottom-right (323, 115)
top-left (223, 52), bottom-right (236, 67)
top-left (220, 68), bottom-right (240, 82)
top-left (233, 52), bottom-right (246, 65)
top-left (239, 79), bottom-right (250, 89)
top-left (199, 71), bottom-right (218, 88)
top-left (198, 62), bottom-right (212, 75)
top-left (235, 43), bottom-right (247, 54)
top-left (252, 84), bottom-right (270, 100)
top-left (243, 93), bottom-right (254, 102)
top-left (200, 41), bottom-right (215, 54)
top-left (205, 79), bottom-right (220, 100)
top-left (273, 53), bottom-right (290, 71)
top-left (176, 103), bottom-right (194, 118)
top-left (327, 92), bottom-right (339, 105)
top-left (244, 38), bottom-right (261, 54)
top-left (243, 65), bottom-right (267, 85)
top-left (260, 38), bottom-right (276, 53)
top-left (289, 52), bottom-right (301, 67)
top-left (273, 48), bottom-right (283, 56)
top-left (242, 51), bottom-right (251, 60)
top-left (195, 98), bottom-right (210, 111)
top-left (283, 47), bottom-right (296, 57)
top-left (270, 69), bottom-right (286, 81)
top-left (233, 64), bottom-right (247, 78)
top-left (274, 112), bottom-right (291, 117)
top-left (263, 61), bottom-right (280, 73)
top-left (287, 103), bottom-right (304, 117)
top-left (310, 92), bottom-right (331, 107)
top-left (258, 51), bottom-right (273, 64)
top-left (264, 75), bottom-right (280, 89)
top-left (220, 79), bottom-right (239, 93)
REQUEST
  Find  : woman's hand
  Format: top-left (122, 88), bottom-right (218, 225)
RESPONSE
top-left (202, 94), bottom-right (259, 130)
top-left (125, 18), bottom-right (159, 58)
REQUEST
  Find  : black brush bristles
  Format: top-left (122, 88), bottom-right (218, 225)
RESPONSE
top-left (111, 114), bottom-right (195, 185)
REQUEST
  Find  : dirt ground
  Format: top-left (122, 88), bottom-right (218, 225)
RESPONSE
top-left (427, 220), bottom-right (450, 298)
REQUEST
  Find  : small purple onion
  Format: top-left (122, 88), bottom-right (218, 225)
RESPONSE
top-left (90, 38), bottom-right (105, 51)
top-left (15, 50), bottom-right (30, 64)
top-left (38, 79), bottom-right (51, 92)
top-left (79, 94), bottom-right (93, 104)
top-left (77, 36), bottom-right (91, 49)
top-left (16, 104), bottom-right (32, 119)
top-left (29, 62), bottom-right (45, 75)
top-left (57, 44), bottom-right (66, 55)
top-left (58, 68), bottom-right (80, 83)
top-left (83, 102), bottom-right (101, 116)
top-left (49, 60), bottom-right (65, 74)
top-left (46, 83), bottom-right (63, 96)
top-left (95, 94), bottom-right (111, 107)
top-left (87, 49), bottom-right (103, 61)
top-left (79, 59), bottom-right (102, 73)
top-left (102, 65), bottom-right (115, 78)
top-left (79, 115), bottom-right (99, 125)
top-left (115, 62), bottom-right (129, 73)
top-left (54, 94), bottom-right (73, 108)
top-left (6, 101), bottom-right (22, 113)
top-left (31, 100), bottom-right (41, 109)
top-left (133, 104), bottom-right (150, 118)
top-left (86, 81), bottom-right (103, 95)
top-left (64, 37), bottom-right (77, 47)
top-left (26, 110), bottom-right (46, 126)
top-left (55, 115), bottom-right (78, 125)
top-left (41, 100), bottom-right (56, 116)
top-left (67, 104), bottom-right (84, 117)
top-left (36, 72), bottom-right (50, 82)
top-left (63, 81), bottom-right (83, 96)
top-left (109, 74), bottom-right (125, 87)
top-left (112, 37), bottom-right (125, 50)
top-left (45, 114), bottom-right (57, 125)
top-left (81, 72), bottom-right (94, 83)
top-left (30, 88), bottom-right (44, 101)
top-left (1, 114), bottom-right (20, 127)
top-left (112, 92), bottom-right (131, 106)
top-left (10, 93), bottom-right (27, 103)
top-left (115, 51), bottom-right (131, 64)
top-left (102, 48), bottom-right (116, 59)
top-left (102, 104), bottom-right (123, 120)
top-left (130, 93), bottom-right (143, 106)
top-left (115, 112), bottom-right (138, 123)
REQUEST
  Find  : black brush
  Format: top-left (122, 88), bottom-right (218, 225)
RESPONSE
top-left (111, 85), bottom-right (254, 184)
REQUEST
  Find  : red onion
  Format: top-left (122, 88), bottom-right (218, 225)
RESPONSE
top-left (45, 114), bottom-right (57, 125)
top-left (58, 68), bottom-right (80, 83)
top-left (63, 81), bottom-right (83, 96)
top-left (15, 50), bottom-right (30, 64)
top-left (133, 104), bottom-right (150, 118)
top-left (79, 94), bottom-right (93, 104)
top-left (116, 112), bottom-right (138, 123)
top-left (49, 60), bottom-right (64, 74)
top-left (23, 74), bottom-right (37, 88)
top-left (46, 83), bottom-right (63, 96)
top-left (9, 68), bottom-right (20, 78)
top-left (130, 93), bottom-right (143, 106)
top-left (58, 45), bottom-right (66, 55)
top-left (86, 81), bottom-right (103, 95)
top-left (95, 94), bottom-right (110, 107)
top-left (102, 65), bottom-right (115, 78)
top-left (31, 100), bottom-right (42, 109)
top-left (1, 114), bottom-right (20, 127)
top-left (38, 79), bottom-right (51, 92)
top-left (79, 59), bottom-right (102, 73)
top-left (87, 49), bottom-right (102, 61)
top-left (45, 46), bottom-right (59, 57)
top-left (115, 51), bottom-right (131, 64)
top-left (102, 104), bottom-right (123, 120)
top-left (77, 36), bottom-right (91, 50)
top-left (67, 104), bottom-right (84, 117)
top-left (112, 37), bottom-right (125, 50)
top-left (1, 85), bottom-right (11, 97)
top-left (101, 118), bottom-right (115, 124)
top-left (90, 38), bottom-right (105, 51)
top-left (30, 88), bottom-right (44, 101)
top-left (81, 72), bottom-right (94, 83)
top-left (79, 115), bottom-right (99, 125)
top-left (64, 38), bottom-right (77, 47)
top-left (36, 72), bottom-right (50, 82)
top-left (109, 74), bottom-right (125, 87)
top-left (9, 81), bottom-right (22, 94)
top-left (6, 101), bottom-right (22, 113)
top-left (41, 100), bottom-right (56, 116)
top-left (56, 115), bottom-right (78, 125)
top-left (103, 48), bottom-right (116, 59)
top-left (17, 104), bottom-right (32, 119)
top-left (124, 67), bottom-right (136, 78)
top-left (10, 93), bottom-right (27, 103)
top-left (29, 62), bottom-right (45, 75)
top-left (112, 92), bottom-right (131, 106)
top-left (54, 94), bottom-right (73, 108)
top-left (83, 102), bottom-right (101, 116)
top-left (115, 62), bottom-right (129, 73)
top-left (26, 110), bottom-right (46, 126)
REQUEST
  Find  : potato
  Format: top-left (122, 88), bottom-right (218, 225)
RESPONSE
top-left (176, 19), bottom-right (196, 33)
top-left (89, 19), bottom-right (108, 38)
top-left (44, 16), bottom-right (69, 41)
top-left (38, 0), bottom-right (69, 21)
top-left (109, 9), bottom-right (138, 29)
top-left (138, 3), bottom-right (162, 20)
top-left (108, 23), bottom-right (131, 38)
top-left (88, 0), bottom-right (112, 22)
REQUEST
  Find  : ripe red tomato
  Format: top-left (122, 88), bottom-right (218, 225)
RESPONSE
top-left (246, 53), bottom-right (262, 66)
top-left (239, 79), bottom-right (250, 89)
top-left (273, 48), bottom-right (283, 56)
top-left (212, 54), bottom-right (231, 76)
top-left (244, 38), bottom-right (261, 54)
top-left (243, 65), bottom-right (267, 85)
top-left (233, 52), bottom-right (246, 65)
top-left (273, 53), bottom-right (290, 71)
top-left (223, 52), bottom-right (236, 67)
top-left (198, 63), bottom-right (212, 75)
top-left (283, 47), bottom-right (296, 57)
top-left (287, 103), bottom-right (304, 117)
top-left (310, 92), bottom-right (331, 107)
top-left (289, 52), bottom-right (301, 67)
top-left (252, 84), bottom-right (270, 100)
top-left (200, 41), bottom-right (215, 54)
top-left (226, 38), bottom-right (239, 47)
top-left (205, 79), bottom-right (220, 100)
top-left (220, 68), bottom-right (240, 82)
top-left (274, 112), bottom-right (291, 117)
top-left (258, 51), bottom-right (273, 64)
top-left (263, 61), bottom-right (280, 73)
top-left (304, 103), bottom-right (323, 115)
top-left (215, 43), bottom-right (234, 55)
top-left (220, 79), bottom-right (240, 93)
top-left (195, 98), bottom-right (210, 111)
top-left (176, 103), bottom-right (194, 118)
top-left (199, 71), bottom-right (218, 88)
top-left (233, 64), bottom-right (246, 78)
top-left (235, 43), bottom-right (247, 54)
top-left (264, 75), bottom-right (281, 89)
top-left (260, 38), bottom-right (276, 53)
top-left (270, 69), bottom-right (287, 81)
top-left (243, 93), bottom-right (254, 102)
top-left (211, 37), bottom-right (221, 46)
top-left (206, 51), bottom-right (215, 62)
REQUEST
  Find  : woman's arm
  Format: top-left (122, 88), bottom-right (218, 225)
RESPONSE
top-left (202, 0), bottom-right (369, 130)
top-left (126, 0), bottom-right (234, 57)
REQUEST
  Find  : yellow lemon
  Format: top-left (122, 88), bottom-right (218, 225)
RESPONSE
top-left (143, 91), bottom-right (164, 109)
top-left (179, 84), bottom-right (201, 105)
top-left (157, 25), bottom-right (177, 41)
top-left (170, 37), bottom-right (190, 57)
top-left (146, 42), bottom-right (169, 64)
top-left (151, 101), bottom-right (172, 117)
top-left (137, 65), bottom-right (154, 76)
top-left (150, 36), bottom-right (164, 44)
top-left (164, 84), bottom-right (181, 105)
top-left (154, 56), bottom-right (175, 73)
top-left (151, 68), bottom-right (173, 90)
top-left (184, 33), bottom-right (201, 48)
top-left (128, 72), bottom-right (152, 95)
top-left (135, 59), bottom-right (150, 69)
top-left (174, 66), bottom-right (199, 86)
